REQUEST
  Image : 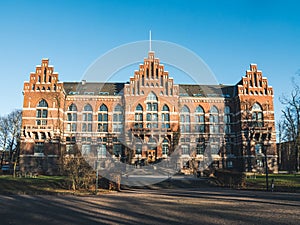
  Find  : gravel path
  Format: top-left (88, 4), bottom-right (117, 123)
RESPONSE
top-left (1, 188), bottom-right (299, 225)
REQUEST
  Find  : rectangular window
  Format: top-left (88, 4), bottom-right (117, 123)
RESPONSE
top-left (227, 161), bottom-right (233, 168)
top-left (88, 113), bottom-right (93, 121)
top-left (71, 123), bottom-right (77, 132)
top-left (180, 115), bottom-right (185, 123)
top-left (42, 110), bottom-right (47, 118)
top-left (196, 144), bottom-right (205, 155)
top-left (146, 103), bottom-right (151, 111)
top-left (146, 113), bottom-right (151, 121)
top-left (224, 115), bottom-right (230, 124)
top-left (66, 144), bottom-right (74, 154)
top-left (97, 144), bottom-right (107, 158)
top-left (82, 144), bottom-right (91, 156)
top-left (182, 145), bottom-right (189, 155)
top-left (180, 125), bottom-right (185, 133)
top-left (165, 114), bottom-right (169, 121)
top-left (211, 144), bottom-right (219, 154)
top-left (36, 109), bottom-right (41, 118)
top-left (34, 142), bottom-right (44, 154)
top-left (88, 123), bottom-right (92, 132)
top-left (186, 115), bottom-right (190, 122)
top-left (186, 125), bottom-right (190, 132)
top-left (67, 123), bottom-right (71, 131)
top-left (200, 124), bottom-right (205, 133)
top-left (199, 115), bottom-right (204, 123)
top-left (82, 123), bottom-right (87, 132)
top-left (113, 144), bottom-right (122, 157)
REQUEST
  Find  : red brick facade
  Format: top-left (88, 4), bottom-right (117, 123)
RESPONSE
top-left (20, 53), bottom-right (277, 175)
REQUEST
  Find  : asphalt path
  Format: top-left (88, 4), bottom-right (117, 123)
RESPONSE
top-left (1, 188), bottom-right (299, 225)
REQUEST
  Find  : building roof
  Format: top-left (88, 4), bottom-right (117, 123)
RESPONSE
top-left (178, 84), bottom-right (236, 98)
top-left (63, 82), bottom-right (125, 96)
top-left (63, 82), bottom-right (236, 98)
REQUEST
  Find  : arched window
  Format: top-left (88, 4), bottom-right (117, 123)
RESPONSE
top-left (224, 106), bottom-right (231, 134)
top-left (82, 104), bottom-right (93, 132)
top-left (113, 104), bottom-right (123, 133)
top-left (161, 104), bottom-right (170, 129)
top-left (98, 104), bottom-right (108, 132)
top-left (38, 99), bottom-right (48, 107)
top-left (209, 106), bottom-right (219, 134)
top-left (136, 104), bottom-right (143, 111)
top-left (162, 138), bottom-right (169, 155)
top-left (36, 99), bottom-right (48, 125)
top-left (66, 104), bottom-right (77, 132)
top-left (134, 104), bottom-right (143, 129)
top-left (84, 104), bottom-right (93, 111)
top-left (146, 92), bottom-right (158, 129)
top-left (180, 105), bottom-right (190, 133)
top-left (195, 105), bottom-right (205, 133)
top-left (252, 103), bottom-right (263, 127)
top-left (147, 91), bottom-right (158, 101)
top-left (68, 104), bottom-right (77, 111)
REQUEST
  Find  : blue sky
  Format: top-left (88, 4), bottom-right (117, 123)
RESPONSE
top-left (0, 0), bottom-right (300, 125)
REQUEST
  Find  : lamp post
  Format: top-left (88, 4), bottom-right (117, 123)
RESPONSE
top-left (95, 146), bottom-right (99, 195)
top-left (264, 143), bottom-right (269, 191)
top-left (261, 133), bottom-right (270, 191)
top-left (244, 127), bottom-right (254, 172)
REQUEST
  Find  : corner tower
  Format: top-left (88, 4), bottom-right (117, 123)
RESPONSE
top-left (20, 59), bottom-right (65, 174)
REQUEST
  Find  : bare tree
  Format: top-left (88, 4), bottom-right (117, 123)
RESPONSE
top-left (62, 145), bottom-right (95, 191)
top-left (0, 110), bottom-right (22, 174)
top-left (0, 116), bottom-right (10, 167)
top-left (280, 78), bottom-right (300, 172)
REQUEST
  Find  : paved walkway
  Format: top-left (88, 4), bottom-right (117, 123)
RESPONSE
top-left (1, 188), bottom-right (299, 225)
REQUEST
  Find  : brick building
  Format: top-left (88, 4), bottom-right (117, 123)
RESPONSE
top-left (20, 52), bottom-right (278, 175)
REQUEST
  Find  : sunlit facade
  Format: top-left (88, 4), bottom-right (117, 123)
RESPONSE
top-left (20, 52), bottom-right (278, 174)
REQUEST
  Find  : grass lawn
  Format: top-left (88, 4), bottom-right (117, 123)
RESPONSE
top-left (245, 174), bottom-right (300, 192)
top-left (0, 175), bottom-right (73, 195)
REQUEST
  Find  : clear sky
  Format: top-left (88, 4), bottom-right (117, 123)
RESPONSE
top-left (1, 0), bottom-right (300, 126)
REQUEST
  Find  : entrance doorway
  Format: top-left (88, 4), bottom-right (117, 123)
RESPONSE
top-left (147, 150), bottom-right (156, 162)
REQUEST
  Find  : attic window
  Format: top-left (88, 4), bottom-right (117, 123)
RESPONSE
top-left (222, 94), bottom-right (231, 98)
top-left (179, 93), bottom-right (189, 96)
top-left (207, 93), bottom-right (219, 97)
top-left (84, 92), bottom-right (94, 95)
top-left (69, 91), bottom-right (79, 95)
top-left (99, 92), bottom-right (109, 95)
top-left (193, 93), bottom-right (203, 97)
